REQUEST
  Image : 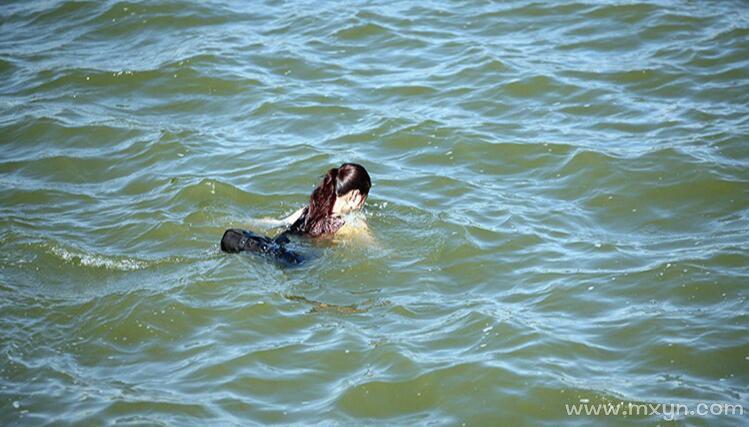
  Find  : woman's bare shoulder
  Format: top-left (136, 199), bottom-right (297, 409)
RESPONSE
top-left (334, 213), bottom-right (374, 244)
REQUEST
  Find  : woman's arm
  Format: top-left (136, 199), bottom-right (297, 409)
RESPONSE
top-left (282, 207), bottom-right (306, 226)
top-left (256, 207), bottom-right (305, 228)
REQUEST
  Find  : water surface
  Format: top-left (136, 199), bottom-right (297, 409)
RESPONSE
top-left (1, 0), bottom-right (748, 425)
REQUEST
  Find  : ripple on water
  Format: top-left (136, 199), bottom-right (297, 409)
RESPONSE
top-left (1, 0), bottom-right (749, 425)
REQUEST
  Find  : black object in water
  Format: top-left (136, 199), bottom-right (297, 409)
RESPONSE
top-left (220, 228), bottom-right (304, 265)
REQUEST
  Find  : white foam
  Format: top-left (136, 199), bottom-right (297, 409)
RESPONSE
top-left (49, 246), bottom-right (147, 271)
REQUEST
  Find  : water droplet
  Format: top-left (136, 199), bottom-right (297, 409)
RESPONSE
top-left (482, 326), bottom-right (493, 333)
top-left (594, 242), bottom-right (602, 248)
top-left (12, 401), bottom-right (20, 409)
top-left (588, 286), bottom-right (594, 291)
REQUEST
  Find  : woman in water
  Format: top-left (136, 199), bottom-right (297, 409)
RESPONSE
top-left (220, 162), bottom-right (371, 264)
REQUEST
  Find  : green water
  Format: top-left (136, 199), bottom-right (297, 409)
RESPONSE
top-left (1, 1), bottom-right (748, 425)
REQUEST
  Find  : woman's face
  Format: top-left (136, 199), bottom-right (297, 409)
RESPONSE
top-left (332, 190), bottom-right (367, 215)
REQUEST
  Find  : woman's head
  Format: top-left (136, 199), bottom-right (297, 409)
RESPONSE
top-left (302, 163), bottom-right (371, 236)
top-left (332, 163), bottom-right (371, 214)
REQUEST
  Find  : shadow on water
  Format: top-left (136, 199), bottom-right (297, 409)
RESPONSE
top-left (284, 294), bottom-right (369, 314)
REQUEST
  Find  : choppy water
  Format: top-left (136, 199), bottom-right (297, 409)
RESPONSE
top-left (2, 1), bottom-right (749, 425)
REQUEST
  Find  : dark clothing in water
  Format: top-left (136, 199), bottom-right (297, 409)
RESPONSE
top-left (220, 205), bottom-right (344, 265)
top-left (220, 228), bottom-right (304, 265)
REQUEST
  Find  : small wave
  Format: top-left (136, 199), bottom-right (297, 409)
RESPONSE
top-left (332, 22), bottom-right (394, 41)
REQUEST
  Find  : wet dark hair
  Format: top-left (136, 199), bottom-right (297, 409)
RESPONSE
top-left (299, 163), bottom-right (371, 237)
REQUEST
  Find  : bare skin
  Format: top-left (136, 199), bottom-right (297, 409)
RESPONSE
top-left (330, 190), bottom-right (373, 242)
top-left (332, 189), bottom-right (367, 216)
